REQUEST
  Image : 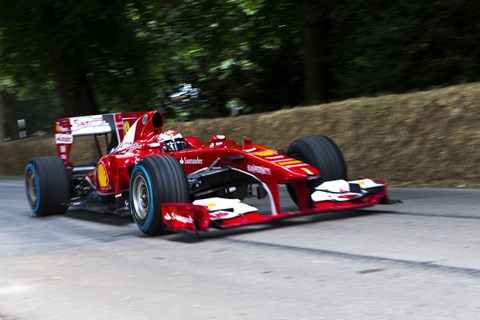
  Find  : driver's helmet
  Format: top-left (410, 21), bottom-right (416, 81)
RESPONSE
top-left (158, 129), bottom-right (186, 152)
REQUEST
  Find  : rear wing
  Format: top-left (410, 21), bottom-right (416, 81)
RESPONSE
top-left (55, 112), bottom-right (146, 166)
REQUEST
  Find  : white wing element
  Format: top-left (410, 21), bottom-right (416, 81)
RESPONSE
top-left (69, 115), bottom-right (112, 135)
top-left (311, 179), bottom-right (385, 202)
top-left (193, 197), bottom-right (258, 220)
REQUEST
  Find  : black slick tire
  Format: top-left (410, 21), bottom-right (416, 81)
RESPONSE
top-left (25, 156), bottom-right (71, 216)
top-left (286, 135), bottom-right (347, 205)
top-left (130, 155), bottom-right (189, 236)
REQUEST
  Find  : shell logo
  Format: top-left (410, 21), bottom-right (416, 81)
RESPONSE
top-left (253, 149), bottom-right (276, 157)
top-left (97, 162), bottom-right (109, 189)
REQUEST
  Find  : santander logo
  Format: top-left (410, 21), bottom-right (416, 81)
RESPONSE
top-left (164, 212), bottom-right (193, 224)
top-left (179, 157), bottom-right (203, 165)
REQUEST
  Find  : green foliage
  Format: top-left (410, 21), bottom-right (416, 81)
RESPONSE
top-left (327, 0), bottom-right (480, 99)
top-left (0, 0), bottom-right (479, 132)
top-left (0, 0), bottom-right (156, 113)
top-left (143, 0), bottom-right (303, 116)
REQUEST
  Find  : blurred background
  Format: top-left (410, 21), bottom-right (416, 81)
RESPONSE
top-left (0, 0), bottom-right (479, 138)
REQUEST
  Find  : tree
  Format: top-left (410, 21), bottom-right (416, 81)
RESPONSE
top-left (1, 0), bottom-right (480, 123)
top-left (146, 0), bottom-right (305, 114)
top-left (326, 0), bottom-right (480, 99)
top-left (0, 0), bottom-right (156, 117)
top-left (296, 0), bottom-right (329, 104)
top-left (0, 94), bottom-right (4, 139)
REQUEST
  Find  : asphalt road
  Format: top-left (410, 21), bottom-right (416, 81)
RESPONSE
top-left (1, 178), bottom-right (480, 320)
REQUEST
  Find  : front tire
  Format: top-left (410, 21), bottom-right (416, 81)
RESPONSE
top-left (25, 156), bottom-right (71, 216)
top-left (286, 135), bottom-right (347, 205)
top-left (130, 156), bottom-right (189, 236)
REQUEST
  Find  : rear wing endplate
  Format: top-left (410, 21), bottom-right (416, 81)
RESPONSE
top-left (54, 112), bottom-right (146, 166)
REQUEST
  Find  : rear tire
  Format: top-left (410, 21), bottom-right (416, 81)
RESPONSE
top-left (130, 155), bottom-right (189, 236)
top-left (286, 135), bottom-right (347, 205)
top-left (25, 156), bottom-right (71, 216)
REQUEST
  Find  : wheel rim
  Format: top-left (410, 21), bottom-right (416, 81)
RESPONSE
top-left (132, 174), bottom-right (150, 220)
top-left (26, 166), bottom-right (38, 206)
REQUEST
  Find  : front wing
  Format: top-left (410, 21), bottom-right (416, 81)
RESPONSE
top-left (161, 178), bottom-right (392, 232)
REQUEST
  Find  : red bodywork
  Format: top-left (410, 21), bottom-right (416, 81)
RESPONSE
top-left (55, 110), bottom-right (391, 233)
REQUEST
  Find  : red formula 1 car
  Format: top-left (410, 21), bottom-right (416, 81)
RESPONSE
top-left (25, 110), bottom-right (393, 235)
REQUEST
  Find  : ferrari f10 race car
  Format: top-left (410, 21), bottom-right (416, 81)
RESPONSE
top-left (25, 110), bottom-right (393, 235)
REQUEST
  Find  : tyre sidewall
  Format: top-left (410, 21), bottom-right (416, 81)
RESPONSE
top-left (130, 164), bottom-right (157, 233)
top-left (129, 155), bottom-right (189, 236)
top-left (25, 162), bottom-right (41, 213)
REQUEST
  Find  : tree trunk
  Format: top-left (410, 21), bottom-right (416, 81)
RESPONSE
top-left (53, 58), bottom-right (99, 117)
top-left (303, 23), bottom-right (326, 104)
top-left (298, 0), bottom-right (328, 105)
top-left (43, 3), bottom-right (99, 117)
top-left (0, 93), bottom-right (4, 139)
